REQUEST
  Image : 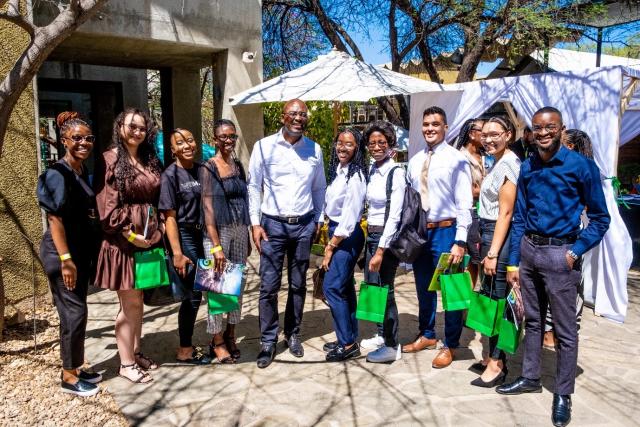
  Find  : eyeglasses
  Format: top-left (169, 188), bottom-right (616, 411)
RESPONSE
top-left (63, 135), bottom-right (95, 144)
top-left (480, 131), bottom-right (506, 141)
top-left (470, 128), bottom-right (482, 133)
top-left (284, 111), bottom-right (308, 119)
top-left (367, 140), bottom-right (388, 148)
top-left (336, 141), bottom-right (356, 149)
top-left (532, 124), bottom-right (559, 134)
top-left (216, 134), bottom-right (238, 141)
top-left (126, 123), bottom-right (147, 134)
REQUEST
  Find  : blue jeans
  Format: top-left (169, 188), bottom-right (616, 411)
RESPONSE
top-left (258, 215), bottom-right (315, 344)
top-left (411, 224), bottom-right (463, 348)
top-left (177, 226), bottom-right (203, 347)
top-left (323, 221), bottom-right (364, 346)
top-left (364, 231), bottom-right (400, 347)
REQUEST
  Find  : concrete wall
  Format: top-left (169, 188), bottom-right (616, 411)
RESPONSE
top-left (0, 22), bottom-right (48, 302)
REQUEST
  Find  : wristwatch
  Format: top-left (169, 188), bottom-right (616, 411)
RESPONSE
top-left (567, 250), bottom-right (579, 261)
top-left (486, 250), bottom-right (498, 259)
top-left (454, 240), bottom-right (467, 248)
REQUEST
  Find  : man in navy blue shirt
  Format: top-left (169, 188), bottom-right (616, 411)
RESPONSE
top-left (496, 107), bottom-right (610, 427)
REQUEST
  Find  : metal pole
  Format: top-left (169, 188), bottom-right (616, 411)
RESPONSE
top-left (596, 27), bottom-right (603, 67)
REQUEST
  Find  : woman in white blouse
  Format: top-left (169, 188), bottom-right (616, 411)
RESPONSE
top-left (362, 121), bottom-right (406, 364)
top-left (321, 128), bottom-right (368, 362)
top-left (471, 116), bottom-right (521, 387)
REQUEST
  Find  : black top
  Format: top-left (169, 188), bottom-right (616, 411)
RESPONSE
top-left (37, 160), bottom-right (99, 272)
top-left (201, 160), bottom-right (250, 226)
top-left (159, 163), bottom-right (202, 225)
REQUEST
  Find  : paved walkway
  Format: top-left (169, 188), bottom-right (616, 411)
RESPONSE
top-left (84, 255), bottom-right (640, 426)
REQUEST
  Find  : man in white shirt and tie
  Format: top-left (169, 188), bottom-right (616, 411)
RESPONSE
top-left (402, 106), bottom-right (473, 369)
top-left (248, 99), bottom-right (326, 369)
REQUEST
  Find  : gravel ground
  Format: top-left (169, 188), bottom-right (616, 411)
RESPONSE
top-left (1, 296), bottom-right (127, 427)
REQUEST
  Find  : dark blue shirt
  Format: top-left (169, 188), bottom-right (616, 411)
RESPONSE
top-left (509, 145), bottom-right (610, 265)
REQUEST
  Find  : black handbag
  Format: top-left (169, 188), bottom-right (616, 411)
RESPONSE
top-left (384, 166), bottom-right (426, 263)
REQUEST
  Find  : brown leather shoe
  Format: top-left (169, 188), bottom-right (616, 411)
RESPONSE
top-left (402, 336), bottom-right (438, 353)
top-left (432, 347), bottom-right (454, 369)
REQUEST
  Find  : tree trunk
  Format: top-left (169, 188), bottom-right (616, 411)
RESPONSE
top-left (0, 0), bottom-right (109, 158)
top-left (0, 256), bottom-right (4, 342)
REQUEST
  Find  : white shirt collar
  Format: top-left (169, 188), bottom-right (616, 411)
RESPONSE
top-left (371, 157), bottom-right (395, 176)
top-left (276, 128), bottom-right (305, 147)
top-left (336, 163), bottom-right (349, 175)
top-left (425, 140), bottom-right (447, 154)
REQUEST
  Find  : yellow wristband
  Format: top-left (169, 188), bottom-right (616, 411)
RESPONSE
top-left (59, 253), bottom-right (72, 261)
top-left (506, 266), bottom-right (519, 272)
top-left (210, 245), bottom-right (223, 254)
top-left (127, 232), bottom-right (137, 242)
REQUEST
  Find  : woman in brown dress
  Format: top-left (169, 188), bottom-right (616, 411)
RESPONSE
top-left (94, 108), bottom-right (163, 384)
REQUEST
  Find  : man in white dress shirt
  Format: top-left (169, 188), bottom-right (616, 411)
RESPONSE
top-left (402, 106), bottom-right (473, 369)
top-left (248, 99), bottom-right (326, 368)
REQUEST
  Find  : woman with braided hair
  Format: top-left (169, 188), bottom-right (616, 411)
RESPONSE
top-left (37, 111), bottom-right (102, 396)
top-left (94, 108), bottom-right (163, 384)
top-left (319, 128), bottom-right (368, 362)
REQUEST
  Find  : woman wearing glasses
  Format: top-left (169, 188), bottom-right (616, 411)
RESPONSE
top-left (38, 112), bottom-right (102, 396)
top-left (201, 119), bottom-right (251, 363)
top-left (362, 120), bottom-right (406, 364)
top-left (159, 128), bottom-right (211, 365)
top-left (470, 116), bottom-right (521, 387)
top-left (320, 128), bottom-right (368, 362)
top-left (94, 108), bottom-right (163, 384)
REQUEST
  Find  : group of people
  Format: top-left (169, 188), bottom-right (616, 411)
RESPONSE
top-left (38, 99), bottom-right (610, 427)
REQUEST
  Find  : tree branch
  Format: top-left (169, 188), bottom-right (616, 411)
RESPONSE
top-left (0, 0), bottom-right (35, 36)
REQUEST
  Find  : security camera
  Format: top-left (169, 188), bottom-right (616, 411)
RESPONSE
top-left (242, 52), bottom-right (256, 63)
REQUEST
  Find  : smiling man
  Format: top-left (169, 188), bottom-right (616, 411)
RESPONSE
top-left (496, 107), bottom-right (610, 427)
top-left (404, 106), bottom-right (473, 368)
top-left (247, 99), bottom-right (326, 368)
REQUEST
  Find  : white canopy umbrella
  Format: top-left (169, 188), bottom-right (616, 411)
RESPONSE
top-left (229, 49), bottom-right (442, 105)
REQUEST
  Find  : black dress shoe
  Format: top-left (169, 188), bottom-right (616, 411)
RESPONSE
top-left (470, 367), bottom-right (508, 388)
top-left (285, 334), bottom-right (304, 357)
top-left (61, 379), bottom-right (99, 397)
top-left (552, 393), bottom-right (572, 427)
top-left (256, 343), bottom-right (276, 369)
top-left (496, 376), bottom-right (542, 395)
top-left (469, 361), bottom-right (487, 374)
top-left (323, 341), bottom-right (339, 352)
top-left (326, 343), bottom-right (361, 362)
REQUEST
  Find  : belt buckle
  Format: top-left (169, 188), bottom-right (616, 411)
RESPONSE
top-left (287, 216), bottom-right (299, 224)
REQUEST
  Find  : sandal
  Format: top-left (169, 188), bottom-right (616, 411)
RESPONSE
top-left (118, 363), bottom-right (153, 384)
top-left (135, 352), bottom-right (159, 370)
top-left (176, 347), bottom-right (212, 365)
top-left (223, 332), bottom-right (241, 360)
top-left (209, 340), bottom-right (235, 364)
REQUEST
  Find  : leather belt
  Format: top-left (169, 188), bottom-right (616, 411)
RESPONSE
top-left (367, 225), bottom-right (385, 234)
top-left (526, 233), bottom-right (577, 246)
top-left (263, 212), bottom-right (314, 225)
top-left (179, 223), bottom-right (203, 230)
top-left (426, 219), bottom-right (455, 229)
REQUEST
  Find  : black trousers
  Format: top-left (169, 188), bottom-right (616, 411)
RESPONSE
top-left (48, 269), bottom-right (89, 370)
top-left (258, 215), bottom-right (315, 344)
top-left (364, 231), bottom-right (400, 347)
top-left (176, 226), bottom-right (203, 347)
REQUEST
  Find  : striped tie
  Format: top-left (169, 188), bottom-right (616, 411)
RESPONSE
top-left (420, 149), bottom-right (432, 212)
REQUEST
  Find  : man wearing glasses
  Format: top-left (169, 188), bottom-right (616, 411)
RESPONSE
top-left (497, 107), bottom-right (610, 427)
top-left (248, 99), bottom-right (326, 368)
top-left (403, 106), bottom-right (473, 369)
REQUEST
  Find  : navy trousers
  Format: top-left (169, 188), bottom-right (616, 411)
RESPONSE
top-left (258, 215), bottom-right (315, 344)
top-left (323, 221), bottom-right (364, 346)
top-left (411, 224), bottom-right (464, 348)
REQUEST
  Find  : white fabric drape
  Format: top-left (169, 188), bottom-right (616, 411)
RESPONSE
top-left (409, 66), bottom-right (639, 322)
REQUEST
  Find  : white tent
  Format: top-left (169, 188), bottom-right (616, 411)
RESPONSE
top-left (410, 65), bottom-right (640, 323)
top-left (229, 49), bottom-right (441, 105)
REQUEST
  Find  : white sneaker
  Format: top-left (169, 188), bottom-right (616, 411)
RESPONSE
top-left (360, 334), bottom-right (384, 350)
top-left (396, 344), bottom-right (402, 361)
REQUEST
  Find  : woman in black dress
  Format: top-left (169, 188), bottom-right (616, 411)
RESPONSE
top-left (159, 128), bottom-right (211, 365)
top-left (37, 111), bottom-right (102, 396)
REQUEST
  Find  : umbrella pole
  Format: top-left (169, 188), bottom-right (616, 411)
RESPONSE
top-left (332, 101), bottom-right (340, 135)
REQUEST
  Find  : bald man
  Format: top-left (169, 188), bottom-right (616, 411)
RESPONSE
top-left (247, 99), bottom-right (326, 368)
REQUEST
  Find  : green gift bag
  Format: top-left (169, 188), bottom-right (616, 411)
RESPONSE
top-left (428, 253), bottom-right (471, 291)
top-left (465, 291), bottom-right (506, 337)
top-left (441, 271), bottom-right (473, 311)
top-left (207, 292), bottom-right (239, 315)
top-left (356, 282), bottom-right (389, 323)
top-left (496, 319), bottom-right (523, 354)
top-left (134, 247), bottom-right (170, 290)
